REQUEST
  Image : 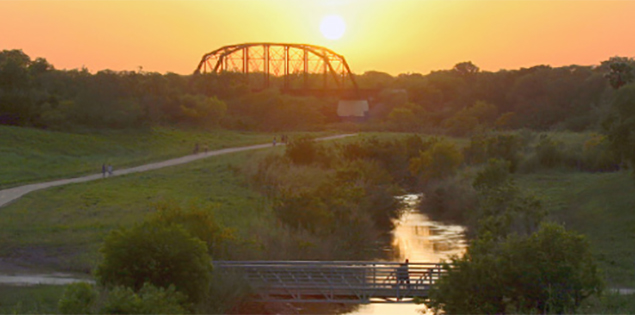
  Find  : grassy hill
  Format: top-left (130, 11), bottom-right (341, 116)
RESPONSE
top-left (0, 140), bottom-right (289, 272)
top-left (0, 126), bottom-right (282, 188)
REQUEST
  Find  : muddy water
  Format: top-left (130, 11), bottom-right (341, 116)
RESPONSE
top-left (345, 194), bottom-right (467, 315)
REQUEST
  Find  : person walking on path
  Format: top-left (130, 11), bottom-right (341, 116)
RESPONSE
top-left (273, 137), bottom-right (277, 147)
top-left (101, 163), bottom-right (106, 178)
top-left (0, 133), bottom-right (358, 209)
top-left (397, 259), bottom-right (410, 288)
top-left (107, 164), bottom-right (113, 177)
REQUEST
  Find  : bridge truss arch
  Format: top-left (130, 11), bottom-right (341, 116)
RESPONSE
top-left (195, 43), bottom-right (359, 96)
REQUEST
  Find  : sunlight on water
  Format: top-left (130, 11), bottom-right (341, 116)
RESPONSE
top-left (346, 194), bottom-right (466, 315)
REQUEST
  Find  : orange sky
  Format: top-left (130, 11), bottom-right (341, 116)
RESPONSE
top-left (1, 0), bottom-right (634, 75)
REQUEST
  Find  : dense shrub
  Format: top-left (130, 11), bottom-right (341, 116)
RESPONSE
top-left (427, 223), bottom-right (603, 314)
top-left (58, 282), bottom-right (97, 314)
top-left (284, 136), bottom-right (327, 165)
top-left (59, 283), bottom-right (188, 314)
top-left (581, 134), bottom-right (621, 171)
top-left (339, 135), bottom-right (435, 186)
top-left (148, 201), bottom-right (236, 258)
top-left (472, 159), bottom-right (511, 191)
top-left (534, 136), bottom-right (566, 168)
top-left (472, 183), bottom-right (545, 239)
top-left (419, 176), bottom-right (477, 223)
top-left (178, 94), bottom-right (227, 127)
top-left (410, 140), bottom-right (463, 181)
top-left (101, 284), bottom-right (188, 314)
top-left (464, 133), bottom-right (523, 171)
top-left (95, 222), bottom-right (212, 303)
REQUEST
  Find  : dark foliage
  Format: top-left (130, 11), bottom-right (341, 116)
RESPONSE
top-left (0, 50), bottom-right (625, 134)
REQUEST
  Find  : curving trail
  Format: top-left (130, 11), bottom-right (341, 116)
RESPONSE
top-left (0, 134), bottom-right (357, 209)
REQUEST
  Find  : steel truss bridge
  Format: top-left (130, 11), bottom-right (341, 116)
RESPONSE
top-left (195, 43), bottom-right (372, 98)
top-left (213, 261), bottom-right (444, 304)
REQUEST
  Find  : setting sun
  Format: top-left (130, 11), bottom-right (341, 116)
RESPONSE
top-left (1, 0), bottom-right (635, 75)
top-left (320, 14), bottom-right (346, 40)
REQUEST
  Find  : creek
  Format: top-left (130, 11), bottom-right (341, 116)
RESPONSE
top-left (345, 194), bottom-right (467, 315)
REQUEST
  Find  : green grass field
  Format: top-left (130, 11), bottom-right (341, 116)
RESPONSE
top-left (0, 147), bottom-right (287, 272)
top-left (0, 285), bottom-right (63, 314)
top-left (516, 170), bottom-right (635, 288)
top-left (0, 125), bottom-right (325, 188)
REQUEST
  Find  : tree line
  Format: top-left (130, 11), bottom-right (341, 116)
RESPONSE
top-left (0, 49), bottom-right (332, 131)
top-left (3, 49), bottom-right (635, 136)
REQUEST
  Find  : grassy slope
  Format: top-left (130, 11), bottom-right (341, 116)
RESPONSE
top-left (0, 147), bottom-right (286, 272)
top-left (0, 125), bottom-right (322, 188)
top-left (516, 170), bottom-right (635, 287)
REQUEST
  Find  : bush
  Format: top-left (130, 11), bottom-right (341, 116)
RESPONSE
top-left (410, 140), bottom-right (463, 181)
top-left (419, 176), bottom-right (477, 223)
top-left (472, 159), bottom-right (511, 191)
top-left (443, 114), bottom-right (479, 136)
top-left (179, 94), bottom-right (227, 127)
top-left (148, 201), bottom-right (236, 259)
top-left (463, 133), bottom-right (523, 171)
top-left (285, 136), bottom-right (325, 165)
top-left (58, 282), bottom-right (97, 314)
top-left (472, 181), bottom-right (545, 239)
top-left (95, 222), bottom-right (212, 303)
top-left (487, 134), bottom-right (523, 172)
top-left (338, 135), bottom-right (435, 185)
top-left (101, 283), bottom-right (188, 314)
top-left (59, 282), bottom-right (188, 314)
top-left (581, 134), bottom-right (621, 172)
top-left (427, 223), bottom-right (603, 314)
top-left (535, 136), bottom-right (566, 168)
top-left (202, 271), bottom-right (253, 314)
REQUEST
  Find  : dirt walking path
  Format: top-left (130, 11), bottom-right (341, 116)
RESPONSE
top-left (0, 134), bottom-right (356, 209)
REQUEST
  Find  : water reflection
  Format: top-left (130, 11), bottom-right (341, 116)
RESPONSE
top-left (392, 195), bottom-right (466, 262)
top-left (346, 194), bottom-right (466, 315)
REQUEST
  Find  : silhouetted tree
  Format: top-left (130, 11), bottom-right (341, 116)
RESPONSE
top-left (453, 61), bottom-right (480, 76)
top-left (603, 56), bottom-right (634, 89)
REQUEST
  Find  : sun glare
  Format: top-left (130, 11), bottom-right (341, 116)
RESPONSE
top-left (320, 15), bottom-right (346, 40)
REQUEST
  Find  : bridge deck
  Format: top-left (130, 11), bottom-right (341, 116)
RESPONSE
top-left (213, 261), bottom-right (443, 303)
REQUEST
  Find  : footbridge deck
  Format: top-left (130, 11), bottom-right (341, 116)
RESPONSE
top-left (213, 261), bottom-right (444, 303)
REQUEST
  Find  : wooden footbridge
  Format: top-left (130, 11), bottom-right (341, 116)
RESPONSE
top-left (212, 261), bottom-right (444, 304)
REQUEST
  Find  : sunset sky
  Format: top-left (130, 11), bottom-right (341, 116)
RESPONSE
top-left (1, 0), bottom-right (635, 75)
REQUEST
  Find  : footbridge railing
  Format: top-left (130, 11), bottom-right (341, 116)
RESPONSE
top-left (212, 261), bottom-right (444, 303)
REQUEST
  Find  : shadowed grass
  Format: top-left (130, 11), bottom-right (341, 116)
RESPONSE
top-left (0, 285), bottom-right (63, 314)
top-left (516, 170), bottom-right (635, 288)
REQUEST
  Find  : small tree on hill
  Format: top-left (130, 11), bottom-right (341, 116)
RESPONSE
top-left (603, 57), bottom-right (634, 89)
top-left (453, 61), bottom-right (480, 76)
